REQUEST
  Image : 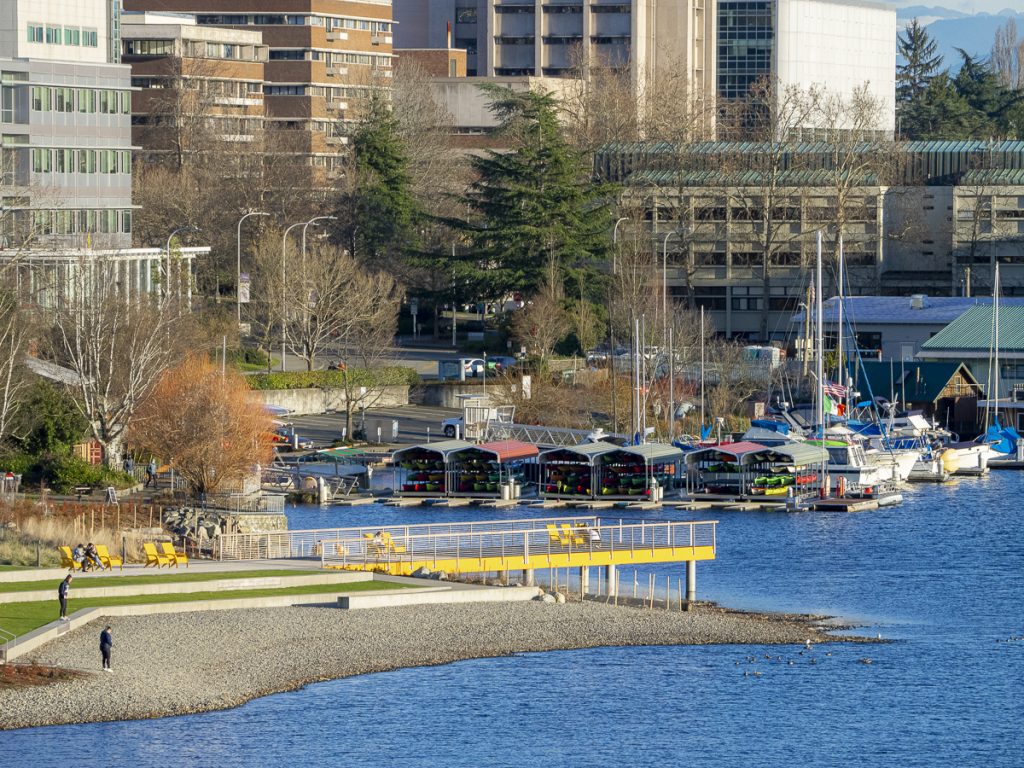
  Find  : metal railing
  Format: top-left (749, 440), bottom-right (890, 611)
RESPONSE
top-left (216, 515), bottom-right (600, 561)
top-left (0, 625), bottom-right (14, 663)
top-left (319, 518), bottom-right (718, 572)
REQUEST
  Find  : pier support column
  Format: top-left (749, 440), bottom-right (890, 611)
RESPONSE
top-left (498, 570), bottom-right (509, 586)
top-left (579, 566), bottom-right (590, 595)
top-left (522, 569), bottom-right (535, 586)
top-left (605, 564), bottom-right (617, 597)
top-left (685, 561), bottom-right (697, 604)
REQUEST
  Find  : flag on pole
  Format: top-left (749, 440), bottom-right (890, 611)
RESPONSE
top-left (823, 380), bottom-right (848, 399)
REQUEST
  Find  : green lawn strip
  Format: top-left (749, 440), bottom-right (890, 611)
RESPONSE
top-left (0, 566), bottom-right (35, 572)
top-left (0, 569), bottom-right (327, 593)
top-left (0, 580), bottom-right (410, 637)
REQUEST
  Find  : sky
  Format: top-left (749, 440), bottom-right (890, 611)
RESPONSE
top-left (888, 1), bottom-right (1017, 13)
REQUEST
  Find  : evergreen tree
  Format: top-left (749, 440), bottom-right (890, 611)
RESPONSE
top-left (338, 91), bottom-right (420, 264)
top-left (897, 19), bottom-right (942, 105)
top-left (954, 51), bottom-right (1022, 138)
top-left (903, 72), bottom-right (979, 139)
top-left (457, 87), bottom-right (612, 299)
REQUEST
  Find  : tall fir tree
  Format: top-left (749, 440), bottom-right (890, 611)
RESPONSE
top-left (457, 87), bottom-right (612, 300)
top-left (897, 19), bottom-right (942, 105)
top-left (338, 90), bottom-right (420, 265)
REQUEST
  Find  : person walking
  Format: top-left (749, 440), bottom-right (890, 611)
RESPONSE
top-left (145, 458), bottom-right (157, 488)
top-left (99, 625), bottom-right (113, 671)
top-left (58, 574), bottom-right (72, 621)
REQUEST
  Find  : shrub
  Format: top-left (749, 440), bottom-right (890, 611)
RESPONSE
top-left (247, 366), bottom-right (419, 391)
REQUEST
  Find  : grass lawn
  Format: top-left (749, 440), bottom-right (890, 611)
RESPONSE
top-left (0, 566), bottom-right (35, 572)
top-left (0, 580), bottom-right (409, 637)
top-left (0, 569), bottom-right (326, 594)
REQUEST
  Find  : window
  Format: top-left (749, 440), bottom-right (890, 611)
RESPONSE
top-left (64, 27), bottom-right (80, 45)
top-left (31, 86), bottom-right (50, 112)
top-left (79, 149), bottom-right (96, 174)
top-left (124, 39), bottom-right (173, 56)
top-left (27, 24), bottom-right (44, 43)
top-left (83, 29), bottom-right (98, 47)
top-left (269, 49), bottom-right (305, 60)
top-left (196, 14), bottom-right (248, 25)
top-left (78, 89), bottom-right (95, 113)
top-left (120, 151), bottom-right (131, 174)
top-left (456, 7), bottom-right (477, 22)
top-left (449, 58), bottom-right (457, 77)
top-left (45, 26), bottom-right (61, 44)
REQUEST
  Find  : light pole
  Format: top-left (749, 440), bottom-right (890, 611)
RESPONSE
top-left (237, 211), bottom-right (269, 324)
top-left (661, 230), bottom-right (680, 347)
top-left (165, 225), bottom-right (198, 304)
top-left (301, 216), bottom-right (337, 271)
top-left (281, 221), bottom-right (307, 372)
top-left (612, 216), bottom-right (628, 274)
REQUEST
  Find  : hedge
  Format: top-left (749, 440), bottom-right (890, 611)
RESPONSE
top-left (246, 366), bottom-right (419, 391)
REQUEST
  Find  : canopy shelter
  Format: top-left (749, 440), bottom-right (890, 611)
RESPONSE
top-left (316, 446), bottom-right (371, 463)
top-left (595, 443), bottom-right (685, 500)
top-left (447, 440), bottom-right (539, 497)
top-left (539, 443), bottom-right (619, 500)
top-left (392, 439), bottom-right (474, 496)
top-left (684, 441), bottom-right (822, 498)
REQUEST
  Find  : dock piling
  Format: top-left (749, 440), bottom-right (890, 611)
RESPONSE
top-left (686, 561), bottom-right (697, 604)
top-left (605, 564), bottom-right (617, 598)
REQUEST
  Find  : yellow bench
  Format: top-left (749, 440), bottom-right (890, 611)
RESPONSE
top-left (95, 544), bottom-right (123, 571)
top-left (160, 542), bottom-right (189, 568)
top-left (143, 542), bottom-right (173, 568)
top-left (58, 546), bottom-right (82, 571)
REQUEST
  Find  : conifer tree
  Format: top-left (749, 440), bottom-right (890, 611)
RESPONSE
top-left (457, 87), bottom-right (612, 300)
top-left (897, 20), bottom-right (942, 105)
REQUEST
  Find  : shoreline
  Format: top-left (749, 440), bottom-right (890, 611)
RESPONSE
top-left (0, 599), bottom-right (877, 731)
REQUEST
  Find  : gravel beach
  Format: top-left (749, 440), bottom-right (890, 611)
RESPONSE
top-left (0, 600), bottom-right (864, 730)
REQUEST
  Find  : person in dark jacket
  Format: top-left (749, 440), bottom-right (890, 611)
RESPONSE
top-left (99, 626), bottom-right (113, 671)
top-left (58, 574), bottom-right (72, 620)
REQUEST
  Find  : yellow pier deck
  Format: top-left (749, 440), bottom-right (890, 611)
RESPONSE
top-left (315, 516), bottom-right (718, 577)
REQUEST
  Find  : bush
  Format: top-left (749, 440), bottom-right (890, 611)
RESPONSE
top-left (0, 452), bottom-right (134, 493)
top-left (247, 367), bottom-right (419, 391)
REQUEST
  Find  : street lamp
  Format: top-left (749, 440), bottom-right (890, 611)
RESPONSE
top-left (237, 211), bottom-right (269, 324)
top-left (281, 221), bottom-right (307, 372)
top-left (301, 216), bottom-right (337, 271)
top-left (612, 216), bottom-right (628, 274)
top-left (165, 225), bottom-right (199, 303)
top-left (661, 230), bottom-right (681, 345)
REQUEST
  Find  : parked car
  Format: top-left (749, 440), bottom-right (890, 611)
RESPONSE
top-left (442, 416), bottom-right (463, 438)
top-left (463, 358), bottom-right (486, 377)
top-left (275, 428), bottom-right (314, 450)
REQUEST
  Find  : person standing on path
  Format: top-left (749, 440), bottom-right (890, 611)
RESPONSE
top-left (145, 459), bottom-right (157, 488)
top-left (58, 574), bottom-right (72, 621)
top-left (99, 626), bottom-right (113, 671)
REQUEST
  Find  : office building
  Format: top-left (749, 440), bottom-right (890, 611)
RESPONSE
top-left (718, 0), bottom-right (896, 134)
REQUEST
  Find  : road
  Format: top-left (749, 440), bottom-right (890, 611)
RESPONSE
top-left (289, 404), bottom-right (459, 448)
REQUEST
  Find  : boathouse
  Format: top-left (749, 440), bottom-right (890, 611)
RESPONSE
top-left (685, 441), bottom-right (824, 498)
top-left (596, 444), bottom-right (685, 500)
top-left (393, 439), bottom-right (473, 495)
top-left (539, 443), bottom-right (619, 500)
top-left (447, 440), bottom-right (539, 498)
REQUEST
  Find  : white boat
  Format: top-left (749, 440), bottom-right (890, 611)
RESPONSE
top-left (806, 439), bottom-right (890, 492)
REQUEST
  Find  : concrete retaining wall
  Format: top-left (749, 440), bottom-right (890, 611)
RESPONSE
top-left (253, 386), bottom-right (409, 416)
top-left (413, 381), bottom-right (487, 408)
top-left (0, 572), bottom-right (371, 604)
top-left (339, 584), bottom-right (540, 609)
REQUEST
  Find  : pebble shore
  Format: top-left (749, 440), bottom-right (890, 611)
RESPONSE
top-left (0, 600), bottom-right (865, 730)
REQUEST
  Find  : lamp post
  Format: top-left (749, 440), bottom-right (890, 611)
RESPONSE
top-left (237, 211), bottom-right (269, 324)
top-left (301, 216), bottom-right (337, 271)
top-left (165, 225), bottom-right (198, 304)
top-left (281, 221), bottom-right (307, 372)
top-left (660, 230), bottom-right (681, 346)
top-left (612, 216), bottom-right (628, 274)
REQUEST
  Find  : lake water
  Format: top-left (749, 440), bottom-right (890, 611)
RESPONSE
top-left (3, 475), bottom-right (1023, 766)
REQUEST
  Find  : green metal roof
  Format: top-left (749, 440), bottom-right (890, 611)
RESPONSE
top-left (857, 361), bottom-right (980, 404)
top-left (614, 443), bottom-right (685, 463)
top-left (539, 442), bottom-right (619, 463)
top-left (392, 439), bottom-right (475, 459)
top-left (628, 168), bottom-right (877, 188)
top-left (920, 306), bottom-right (1024, 353)
top-left (960, 169), bottom-right (1024, 186)
top-left (766, 443), bottom-right (827, 466)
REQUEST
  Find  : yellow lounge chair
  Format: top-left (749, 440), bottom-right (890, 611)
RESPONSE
top-left (143, 542), bottom-right (173, 568)
top-left (363, 532), bottom-right (385, 557)
top-left (58, 546), bottom-right (82, 571)
top-left (160, 541), bottom-right (189, 568)
top-left (95, 544), bottom-right (123, 571)
top-left (380, 532), bottom-right (406, 554)
top-left (561, 524), bottom-right (586, 547)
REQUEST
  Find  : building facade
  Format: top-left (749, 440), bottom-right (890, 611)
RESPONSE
top-left (394, 0), bottom-right (716, 112)
top-left (1, 0), bottom-right (134, 250)
top-left (718, 0), bottom-right (895, 134)
top-left (122, 13), bottom-right (268, 161)
top-left (124, 0), bottom-right (396, 176)
top-left (599, 140), bottom-right (1024, 340)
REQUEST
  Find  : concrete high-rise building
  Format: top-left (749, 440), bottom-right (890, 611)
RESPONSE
top-left (718, 0), bottom-right (896, 133)
top-left (1, 0), bottom-right (135, 249)
top-left (124, 0), bottom-right (396, 177)
top-left (394, 0), bottom-right (716, 107)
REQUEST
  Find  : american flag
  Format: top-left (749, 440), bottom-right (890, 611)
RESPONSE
top-left (824, 380), bottom-right (848, 399)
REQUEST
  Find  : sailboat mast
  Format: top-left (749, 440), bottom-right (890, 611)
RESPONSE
top-left (700, 306), bottom-right (705, 434)
top-left (994, 262), bottom-right (1001, 420)
top-left (816, 231), bottom-right (825, 435)
top-left (837, 233), bottom-right (844, 398)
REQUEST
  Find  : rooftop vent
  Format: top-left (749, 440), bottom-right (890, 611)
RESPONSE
top-left (910, 294), bottom-right (927, 310)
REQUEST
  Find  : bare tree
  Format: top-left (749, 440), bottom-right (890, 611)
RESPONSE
top-left (993, 19), bottom-right (1024, 90)
top-left (512, 276), bottom-right (570, 365)
top-left (131, 354), bottom-right (273, 496)
top-left (47, 255), bottom-right (184, 465)
top-left (0, 291), bottom-right (30, 446)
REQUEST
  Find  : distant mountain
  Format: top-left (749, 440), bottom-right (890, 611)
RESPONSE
top-left (896, 8), bottom-right (1024, 71)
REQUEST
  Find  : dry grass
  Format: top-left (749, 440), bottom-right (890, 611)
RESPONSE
top-left (1, 500), bottom-right (161, 566)
top-left (0, 662), bottom-right (85, 689)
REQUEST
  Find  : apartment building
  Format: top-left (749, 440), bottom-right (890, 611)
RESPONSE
top-left (121, 13), bottom-right (268, 161)
top-left (124, 0), bottom-right (396, 175)
top-left (394, 0), bottom-right (716, 110)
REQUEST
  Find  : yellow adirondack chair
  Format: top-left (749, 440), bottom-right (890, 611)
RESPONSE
top-left (380, 532), bottom-right (406, 554)
top-left (160, 541), bottom-right (189, 568)
top-left (546, 524), bottom-right (568, 546)
top-left (143, 542), bottom-right (173, 568)
top-left (58, 546), bottom-right (82, 571)
top-left (561, 524), bottom-right (586, 547)
top-left (95, 544), bottom-right (123, 571)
